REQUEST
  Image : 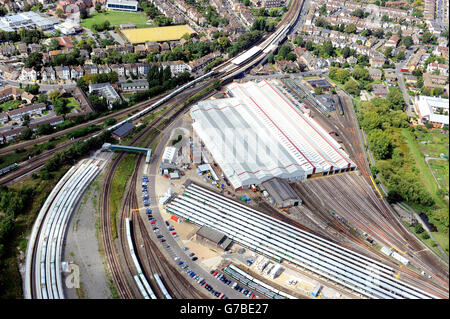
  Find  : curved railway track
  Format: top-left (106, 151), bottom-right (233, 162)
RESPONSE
top-left (293, 90), bottom-right (448, 298)
top-left (100, 83), bottom-right (217, 298)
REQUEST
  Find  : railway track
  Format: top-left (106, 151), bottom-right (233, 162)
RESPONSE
top-left (100, 82), bottom-right (217, 299)
top-left (0, 92), bottom-right (174, 157)
top-left (293, 90), bottom-right (449, 298)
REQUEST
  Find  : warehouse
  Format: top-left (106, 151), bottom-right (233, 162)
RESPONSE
top-left (190, 80), bottom-right (356, 190)
top-left (260, 177), bottom-right (301, 208)
top-left (196, 225), bottom-right (233, 251)
top-left (414, 95), bottom-right (449, 128)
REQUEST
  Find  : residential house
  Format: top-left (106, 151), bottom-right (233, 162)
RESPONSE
top-left (369, 56), bottom-right (385, 68)
top-left (372, 84), bottom-right (390, 98)
top-left (7, 102), bottom-right (46, 121)
top-left (41, 66), bottom-right (56, 82)
top-left (120, 80), bottom-right (149, 92)
top-left (368, 68), bottom-right (382, 81)
top-left (384, 70), bottom-right (398, 85)
top-left (19, 68), bottom-right (37, 81)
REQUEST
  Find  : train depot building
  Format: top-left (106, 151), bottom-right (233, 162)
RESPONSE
top-left (189, 80), bottom-right (356, 191)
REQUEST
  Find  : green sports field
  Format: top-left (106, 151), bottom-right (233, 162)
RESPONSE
top-left (81, 11), bottom-right (149, 30)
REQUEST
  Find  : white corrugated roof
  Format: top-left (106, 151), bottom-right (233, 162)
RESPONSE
top-left (416, 95), bottom-right (449, 125)
top-left (190, 80), bottom-right (355, 189)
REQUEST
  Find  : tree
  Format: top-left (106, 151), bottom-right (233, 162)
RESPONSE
top-left (341, 46), bottom-right (351, 58)
top-left (374, 29), bottom-right (384, 39)
top-left (368, 129), bottom-right (393, 160)
top-left (23, 52), bottom-right (43, 70)
top-left (38, 93), bottom-right (48, 104)
top-left (37, 123), bottom-right (54, 135)
top-left (421, 31), bottom-right (434, 44)
top-left (319, 4), bottom-right (327, 15)
top-left (24, 84), bottom-right (39, 95)
top-left (344, 24), bottom-right (357, 34)
top-left (55, 8), bottom-right (64, 18)
top-left (396, 50), bottom-right (405, 61)
top-left (268, 53), bottom-right (275, 64)
top-left (53, 98), bottom-right (69, 115)
top-left (0, 5), bottom-right (7, 16)
top-left (387, 89), bottom-right (406, 111)
top-left (49, 38), bottom-right (60, 51)
top-left (20, 128), bottom-right (33, 140)
top-left (351, 9), bottom-right (365, 18)
top-left (344, 79), bottom-right (360, 96)
top-left (49, 90), bottom-right (62, 103)
top-left (95, 3), bottom-right (102, 12)
top-left (314, 87), bottom-right (323, 95)
top-left (384, 46), bottom-right (393, 58)
top-left (352, 66), bottom-right (370, 81)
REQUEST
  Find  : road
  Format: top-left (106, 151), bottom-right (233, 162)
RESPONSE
top-left (145, 115), bottom-right (245, 299)
top-left (0, 78), bottom-right (76, 92)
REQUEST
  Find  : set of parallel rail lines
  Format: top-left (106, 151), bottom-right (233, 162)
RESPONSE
top-left (294, 91), bottom-right (448, 298)
top-left (101, 82), bottom-right (217, 298)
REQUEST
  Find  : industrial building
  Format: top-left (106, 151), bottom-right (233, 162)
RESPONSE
top-left (195, 225), bottom-right (232, 251)
top-left (414, 95), bottom-right (449, 128)
top-left (0, 12), bottom-right (59, 32)
top-left (190, 80), bottom-right (356, 190)
top-left (106, 0), bottom-right (139, 12)
top-left (162, 146), bottom-right (177, 164)
top-left (260, 177), bottom-right (301, 208)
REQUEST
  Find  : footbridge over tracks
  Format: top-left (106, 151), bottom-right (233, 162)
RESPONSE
top-left (102, 143), bottom-right (152, 163)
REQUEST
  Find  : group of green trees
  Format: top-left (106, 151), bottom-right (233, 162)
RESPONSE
top-left (251, 17), bottom-right (277, 32)
top-left (357, 95), bottom-right (436, 210)
top-left (123, 66), bottom-right (193, 105)
top-left (92, 20), bottom-right (111, 32)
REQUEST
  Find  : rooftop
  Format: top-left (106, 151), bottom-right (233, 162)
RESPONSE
top-left (112, 122), bottom-right (135, 137)
top-left (190, 80), bottom-right (355, 189)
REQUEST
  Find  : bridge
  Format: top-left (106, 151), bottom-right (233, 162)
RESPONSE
top-left (102, 143), bottom-right (152, 162)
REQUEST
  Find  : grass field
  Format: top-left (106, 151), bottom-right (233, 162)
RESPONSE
top-left (121, 25), bottom-right (195, 44)
top-left (109, 153), bottom-right (136, 239)
top-left (81, 11), bottom-right (148, 30)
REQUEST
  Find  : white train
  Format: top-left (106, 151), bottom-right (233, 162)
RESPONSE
top-left (153, 273), bottom-right (172, 299)
top-left (35, 160), bottom-right (101, 299)
top-left (125, 218), bottom-right (157, 299)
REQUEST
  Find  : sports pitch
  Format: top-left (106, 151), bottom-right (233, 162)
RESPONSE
top-left (120, 25), bottom-right (195, 44)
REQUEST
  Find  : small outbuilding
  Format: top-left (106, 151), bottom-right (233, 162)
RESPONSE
top-left (196, 225), bottom-right (232, 251)
top-left (260, 177), bottom-right (302, 208)
top-left (112, 122), bottom-right (135, 140)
